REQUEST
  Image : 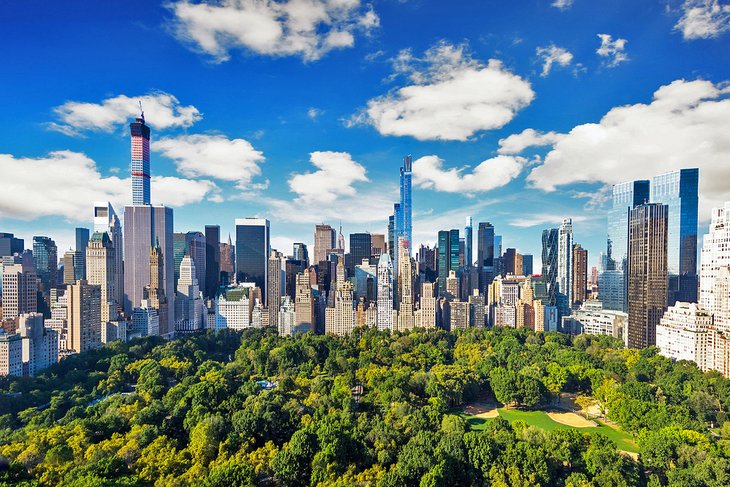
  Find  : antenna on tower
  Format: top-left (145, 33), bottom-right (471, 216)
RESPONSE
top-left (139, 100), bottom-right (145, 122)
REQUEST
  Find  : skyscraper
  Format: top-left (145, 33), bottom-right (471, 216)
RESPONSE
top-left (267, 250), bottom-right (284, 327)
top-left (572, 244), bottom-right (588, 306)
top-left (175, 254), bottom-right (204, 334)
top-left (627, 203), bottom-right (668, 349)
top-left (0, 233), bottom-right (24, 258)
top-left (388, 213), bottom-right (396, 261)
top-left (130, 112), bottom-right (151, 205)
top-left (313, 224), bottom-right (336, 265)
top-left (145, 241), bottom-right (169, 336)
top-left (464, 217), bottom-right (473, 269)
top-left (700, 201), bottom-right (730, 314)
top-left (650, 168), bottom-right (699, 305)
top-left (349, 233), bottom-right (372, 274)
top-left (32, 236), bottom-right (57, 294)
top-left (477, 222), bottom-right (495, 292)
top-left (558, 218), bottom-right (573, 311)
top-left (93, 202), bottom-right (123, 309)
top-left (86, 232), bottom-right (116, 324)
top-left (396, 156), bottom-right (413, 256)
top-left (294, 273), bottom-right (314, 333)
top-left (235, 218), bottom-right (270, 303)
top-left (1, 262), bottom-right (37, 321)
top-left (292, 242), bottom-right (309, 266)
top-left (74, 228), bottom-right (89, 280)
top-left (522, 254), bottom-right (533, 276)
top-left (377, 253), bottom-right (394, 331)
top-left (542, 228), bottom-right (558, 308)
top-left (66, 280), bottom-right (102, 353)
top-left (370, 234), bottom-right (386, 258)
top-left (204, 225), bottom-right (220, 298)
top-left (220, 235), bottom-right (235, 286)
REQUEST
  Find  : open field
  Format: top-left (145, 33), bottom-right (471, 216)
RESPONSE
top-left (459, 407), bottom-right (639, 454)
top-left (547, 411), bottom-right (596, 427)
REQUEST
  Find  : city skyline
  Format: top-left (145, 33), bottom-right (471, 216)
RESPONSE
top-left (1, 1), bottom-right (730, 269)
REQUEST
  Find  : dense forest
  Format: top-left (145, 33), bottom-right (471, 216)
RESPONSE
top-left (2, 327), bottom-right (730, 486)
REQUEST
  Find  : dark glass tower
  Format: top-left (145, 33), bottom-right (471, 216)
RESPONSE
top-left (32, 236), bottom-right (57, 293)
top-left (235, 218), bottom-right (270, 303)
top-left (541, 228), bottom-right (558, 307)
top-left (437, 231), bottom-right (450, 297)
top-left (349, 233), bottom-right (372, 269)
top-left (477, 222), bottom-right (495, 293)
top-left (650, 168), bottom-right (699, 305)
top-left (204, 225), bottom-right (220, 298)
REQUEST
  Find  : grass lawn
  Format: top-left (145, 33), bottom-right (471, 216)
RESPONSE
top-left (459, 408), bottom-right (639, 454)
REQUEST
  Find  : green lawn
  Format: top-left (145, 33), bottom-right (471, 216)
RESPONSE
top-left (459, 408), bottom-right (639, 454)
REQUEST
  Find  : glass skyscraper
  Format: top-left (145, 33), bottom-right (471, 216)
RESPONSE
top-left (650, 168), bottom-right (699, 305)
top-left (398, 156), bottom-right (412, 253)
top-left (477, 222), bottom-right (495, 293)
top-left (235, 218), bottom-right (270, 303)
top-left (541, 228), bottom-right (558, 307)
top-left (32, 236), bottom-right (57, 293)
top-left (130, 113), bottom-right (151, 206)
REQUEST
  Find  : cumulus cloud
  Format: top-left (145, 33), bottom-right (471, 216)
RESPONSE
top-left (508, 213), bottom-right (593, 228)
top-left (167, 0), bottom-right (379, 62)
top-left (154, 134), bottom-right (265, 188)
top-left (288, 151), bottom-right (368, 204)
top-left (49, 92), bottom-right (201, 136)
top-left (596, 34), bottom-right (628, 67)
top-left (307, 107), bottom-right (323, 119)
top-left (676, 0), bottom-right (730, 39)
top-left (526, 79), bottom-right (730, 217)
top-left (0, 151), bottom-right (219, 221)
top-left (349, 41), bottom-right (534, 141)
top-left (412, 154), bottom-right (527, 194)
top-left (497, 128), bottom-right (564, 155)
top-left (551, 0), bottom-right (574, 9)
top-left (536, 44), bottom-right (573, 76)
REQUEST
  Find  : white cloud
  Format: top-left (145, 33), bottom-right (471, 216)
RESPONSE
top-left (497, 128), bottom-right (564, 154)
top-left (536, 44), bottom-right (573, 76)
top-left (526, 79), bottom-right (730, 217)
top-left (596, 34), bottom-right (628, 67)
top-left (50, 92), bottom-right (201, 135)
top-left (508, 213), bottom-right (593, 228)
top-left (288, 151), bottom-right (368, 204)
top-left (307, 107), bottom-right (323, 119)
top-left (551, 0), bottom-right (574, 9)
top-left (154, 134), bottom-right (265, 188)
top-left (350, 41), bottom-right (534, 141)
top-left (412, 154), bottom-right (527, 194)
top-left (168, 0), bottom-right (379, 62)
top-left (676, 0), bottom-right (730, 39)
top-left (0, 151), bottom-right (219, 221)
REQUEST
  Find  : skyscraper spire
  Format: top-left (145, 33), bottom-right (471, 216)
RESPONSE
top-left (130, 112), bottom-right (151, 205)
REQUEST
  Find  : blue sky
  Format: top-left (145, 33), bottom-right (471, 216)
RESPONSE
top-left (1, 0), bottom-right (729, 269)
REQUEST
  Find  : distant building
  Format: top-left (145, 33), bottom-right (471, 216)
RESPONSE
top-left (564, 301), bottom-right (627, 342)
top-left (267, 251), bottom-right (284, 327)
top-left (175, 255), bottom-right (204, 334)
top-left (66, 280), bottom-right (102, 354)
top-left (542, 228), bottom-right (558, 309)
top-left (572, 244), bottom-right (588, 306)
top-left (450, 300), bottom-right (469, 330)
top-left (370, 234), bottom-right (386, 258)
top-left (521, 254), bottom-right (533, 277)
top-left (294, 273), bottom-right (314, 333)
top-left (656, 302), bottom-right (711, 369)
top-left (216, 286), bottom-right (255, 331)
top-left (204, 225), bottom-right (221, 299)
top-left (74, 228), bottom-right (89, 280)
top-left (173, 231), bottom-right (205, 290)
top-left (0, 233), bottom-right (24, 258)
top-left (235, 218), bottom-right (270, 303)
top-left (33, 236), bottom-right (57, 295)
top-left (377, 254), bottom-right (394, 331)
top-left (0, 333), bottom-right (22, 377)
top-left (700, 201), bottom-right (730, 315)
top-left (557, 218), bottom-right (573, 311)
top-left (86, 231), bottom-right (117, 324)
top-left (1, 261), bottom-right (37, 321)
top-left (419, 282), bottom-right (437, 329)
top-left (313, 224), bottom-right (336, 266)
top-left (18, 313), bottom-right (58, 376)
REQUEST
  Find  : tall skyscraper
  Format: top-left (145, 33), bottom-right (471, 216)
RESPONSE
top-left (235, 218), bottom-right (270, 303)
top-left (74, 228), bottom-right (89, 280)
top-left (627, 203), bottom-right (668, 349)
top-left (557, 218), bottom-right (573, 311)
top-left (93, 202), bottom-right (123, 309)
top-left (522, 254), bottom-right (533, 276)
top-left (130, 112), bottom-right (151, 205)
top-left (388, 213), bottom-right (396, 261)
top-left (650, 168), bottom-right (699, 305)
top-left (32, 236), bottom-right (57, 294)
top-left (173, 231), bottom-right (205, 290)
top-left (370, 234), bottom-right (386, 258)
top-left (1, 262), bottom-right (37, 321)
top-left (294, 273), bottom-right (314, 333)
top-left (327, 258), bottom-right (354, 336)
top-left (700, 201), bottom-right (730, 314)
top-left (145, 241), bottom-right (169, 336)
top-left (464, 217), bottom-right (473, 269)
top-left (542, 228), bottom-right (558, 308)
top-left (62, 250), bottom-right (77, 285)
top-left (397, 156), bottom-right (413, 255)
top-left (267, 250), bottom-right (284, 327)
top-left (204, 225), bottom-right (220, 298)
top-left (175, 254), bottom-right (203, 333)
top-left (292, 242), bottom-right (309, 266)
top-left (66, 280), bottom-right (102, 353)
top-left (477, 222), bottom-right (495, 292)
top-left (349, 233), bottom-right (372, 274)
top-left (313, 224), bottom-right (336, 265)
top-left (377, 253), bottom-right (394, 331)
top-left (572, 244), bottom-right (588, 306)
top-left (397, 238), bottom-right (415, 331)
top-left (86, 232), bottom-right (116, 324)
top-left (0, 233), bottom-right (24, 258)
top-left (220, 235), bottom-right (235, 286)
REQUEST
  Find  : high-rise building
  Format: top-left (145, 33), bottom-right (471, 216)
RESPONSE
top-left (123, 205), bottom-right (174, 333)
top-left (446, 270), bottom-right (459, 301)
top-left (349, 233), bottom-right (372, 275)
top-left (267, 250), bottom-right (284, 327)
top-left (130, 113), bottom-right (151, 205)
top-left (173, 231), bottom-right (205, 289)
top-left (656, 302), bottom-right (711, 369)
top-left (18, 313), bottom-right (58, 376)
top-left (93, 202), bottom-right (124, 309)
top-left (86, 232), bottom-right (117, 324)
top-left (294, 273), bottom-right (314, 333)
top-left (204, 225), bottom-right (221, 299)
top-left (377, 253), bottom-right (394, 331)
top-left (541, 228), bottom-right (558, 308)
top-left (370, 234), bottom-right (386, 258)
top-left (327, 258), bottom-right (354, 336)
top-left (66, 280), bottom-right (102, 353)
top-left (220, 235), bottom-right (235, 286)
top-left (627, 203), bottom-right (668, 349)
top-left (397, 239), bottom-right (415, 331)
top-left (354, 258), bottom-right (376, 303)
top-left (145, 241), bottom-right (169, 336)
top-left (396, 156), bottom-right (413, 256)
top-left (235, 218), bottom-right (270, 303)
top-left (0, 333), bottom-right (22, 377)
top-left (557, 218), bottom-right (573, 311)
top-left (436, 229), bottom-right (461, 297)
top-left (650, 168), bottom-right (699, 305)
top-left (388, 213), bottom-right (396, 262)
top-left (215, 286), bottom-right (253, 331)
top-left (32, 236), bottom-right (57, 295)
top-left (292, 242), bottom-right (309, 266)
top-left (468, 290), bottom-right (485, 328)
top-left (522, 254), bottom-right (533, 276)
top-left (0, 233), bottom-right (24, 258)
top-left (175, 254), bottom-right (204, 334)
top-left (62, 250), bottom-right (77, 285)
top-left (74, 228), bottom-right (89, 280)
top-left (572, 244), bottom-right (588, 306)
top-left (464, 217), bottom-right (473, 269)
top-left (313, 224), bottom-right (336, 266)
top-left (504, 248), bottom-right (522, 276)
top-left (420, 282), bottom-right (437, 329)
top-left (701, 201), bottom-right (730, 314)
top-left (1, 262), bottom-right (37, 321)
top-left (477, 222), bottom-right (495, 293)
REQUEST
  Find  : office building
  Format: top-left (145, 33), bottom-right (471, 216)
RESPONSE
top-left (73, 227), bottom-right (89, 280)
top-left (0, 233), bottom-right (23, 258)
top-left (66, 280), bottom-right (102, 353)
top-left (370, 234), bottom-right (386, 258)
top-left (32, 236), bottom-right (57, 294)
top-left (220, 235), bottom-right (235, 286)
top-left (292, 242), bottom-right (309, 266)
top-left (313, 224), bottom-right (336, 265)
top-left (173, 231), bottom-right (205, 289)
top-left (437, 229), bottom-right (460, 297)
top-left (131, 305), bottom-right (159, 338)
top-left (175, 254), bottom-right (204, 334)
top-left (0, 333), bottom-right (22, 377)
top-left (278, 296), bottom-right (296, 336)
top-left (557, 218), bottom-right (573, 310)
top-left (446, 270), bottom-right (459, 301)
top-left (541, 228), bottom-right (558, 308)
top-left (267, 250), bottom-right (284, 327)
top-left (62, 250), bottom-right (77, 285)
top-left (130, 112), bottom-right (151, 205)
top-left (1, 262), bottom-right (37, 321)
top-left (18, 313), bottom-right (58, 376)
top-left (377, 253), bottom-right (394, 330)
top-left (651, 169), bottom-right (699, 305)
top-left (145, 242), bottom-right (169, 336)
top-left (468, 290), bottom-right (485, 328)
top-left (204, 225), bottom-right (221, 298)
top-left (397, 240), bottom-right (415, 331)
top-left (700, 201), bottom-right (730, 314)
top-left (627, 203), bottom-right (668, 349)
top-left (93, 202), bottom-right (124, 309)
top-left (419, 282), bottom-right (437, 329)
top-left (349, 233), bottom-right (372, 275)
top-left (235, 218), bottom-right (270, 303)
top-left (521, 254), bottom-right (533, 277)
top-left (354, 258), bottom-right (376, 303)
top-left (477, 222), bottom-right (495, 293)
top-left (86, 232), bottom-right (117, 324)
top-left (326, 258), bottom-right (354, 336)
top-left (572, 244), bottom-right (588, 306)
top-left (294, 273), bottom-right (314, 333)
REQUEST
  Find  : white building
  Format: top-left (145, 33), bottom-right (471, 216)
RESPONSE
top-left (0, 333), bottom-right (22, 377)
top-left (569, 301), bottom-right (628, 341)
top-left (419, 282), bottom-right (437, 329)
top-left (175, 255), bottom-right (204, 334)
top-left (656, 302), bottom-right (712, 369)
top-left (216, 286), bottom-right (254, 331)
top-left (376, 253), bottom-right (394, 331)
top-left (18, 313), bottom-right (58, 376)
top-left (278, 296), bottom-right (296, 336)
top-left (558, 218), bottom-right (574, 306)
top-left (131, 302), bottom-right (159, 338)
top-left (700, 201), bottom-right (730, 314)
